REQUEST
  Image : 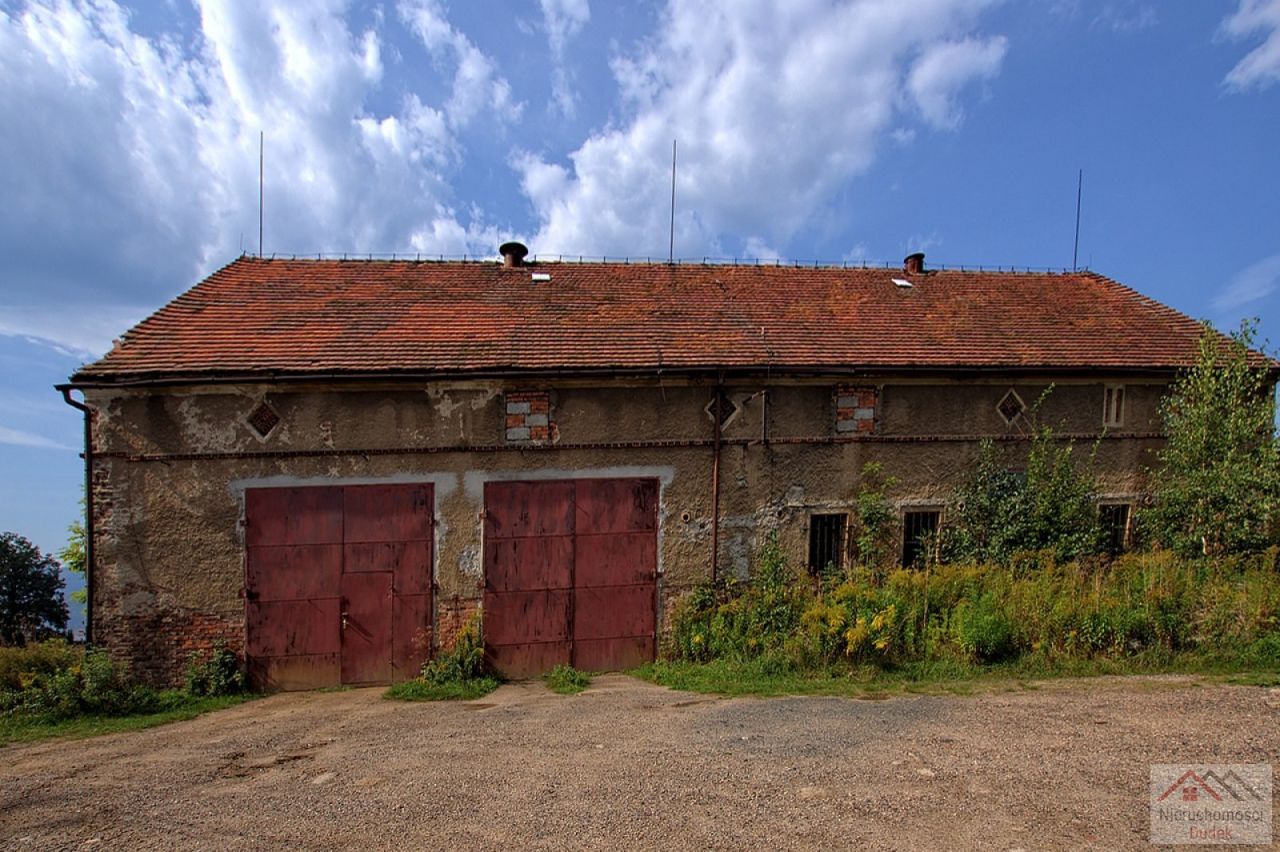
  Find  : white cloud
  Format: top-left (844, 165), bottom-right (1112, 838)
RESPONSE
top-left (907, 35), bottom-right (1008, 130)
top-left (743, 237), bottom-right (780, 261)
top-left (843, 243), bottom-right (871, 263)
top-left (0, 425), bottom-right (76, 452)
top-left (0, 0), bottom-right (512, 352)
top-left (1220, 0), bottom-right (1280, 91)
top-left (1213, 252), bottom-right (1280, 317)
top-left (0, 304), bottom-right (149, 359)
top-left (516, 0), bottom-right (1007, 259)
top-left (890, 127), bottom-right (917, 145)
top-left (398, 0), bottom-right (522, 128)
top-left (539, 0), bottom-right (590, 116)
top-left (906, 231), bottom-right (944, 256)
top-left (1091, 3), bottom-right (1157, 33)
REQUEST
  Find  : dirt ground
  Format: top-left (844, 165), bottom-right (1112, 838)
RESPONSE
top-left (1, 675), bottom-right (1277, 851)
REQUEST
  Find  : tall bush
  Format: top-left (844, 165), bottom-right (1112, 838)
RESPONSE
top-left (851, 462), bottom-right (898, 570)
top-left (1143, 320), bottom-right (1280, 556)
top-left (944, 425), bottom-right (1103, 566)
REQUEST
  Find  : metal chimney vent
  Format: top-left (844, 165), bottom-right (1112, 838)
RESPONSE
top-left (499, 241), bottom-right (529, 268)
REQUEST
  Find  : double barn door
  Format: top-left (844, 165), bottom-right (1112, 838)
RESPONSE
top-left (483, 478), bottom-right (659, 678)
top-left (244, 484), bottom-right (433, 689)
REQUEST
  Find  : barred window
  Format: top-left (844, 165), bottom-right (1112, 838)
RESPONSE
top-left (1100, 503), bottom-right (1131, 555)
top-left (902, 510), bottom-right (941, 568)
top-left (808, 514), bottom-right (848, 576)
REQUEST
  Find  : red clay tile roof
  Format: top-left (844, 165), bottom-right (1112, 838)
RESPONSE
top-left (73, 256), bottom-right (1219, 383)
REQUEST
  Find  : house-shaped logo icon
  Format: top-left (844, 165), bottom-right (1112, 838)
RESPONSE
top-left (1150, 763), bottom-right (1273, 845)
top-left (1157, 770), bottom-right (1223, 804)
top-left (1158, 768), bottom-right (1267, 804)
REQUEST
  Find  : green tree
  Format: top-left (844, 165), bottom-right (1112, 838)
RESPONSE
top-left (944, 421), bottom-right (1103, 565)
top-left (852, 462), bottom-right (898, 569)
top-left (1143, 320), bottom-right (1280, 556)
top-left (1018, 425), bottom-right (1104, 561)
top-left (943, 439), bottom-right (1024, 564)
top-left (0, 532), bottom-right (69, 645)
top-left (57, 510), bottom-right (88, 611)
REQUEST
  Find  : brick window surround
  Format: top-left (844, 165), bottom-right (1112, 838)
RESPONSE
top-left (835, 386), bottom-right (878, 434)
top-left (505, 391), bottom-right (553, 443)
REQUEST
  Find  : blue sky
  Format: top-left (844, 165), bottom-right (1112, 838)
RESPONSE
top-left (2, 0), bottom-right (1279, 623)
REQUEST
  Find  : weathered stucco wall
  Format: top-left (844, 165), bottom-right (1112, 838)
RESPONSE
top-left (83, 374), bottom-right (1169, 683)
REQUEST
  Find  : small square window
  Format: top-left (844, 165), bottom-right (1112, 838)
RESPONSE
top-left (902, 509), bottom-right (941, 567)
top-left (1103, 384), bottom-right (1125, 428)
top-left (1099, 503), bottom-right (1131, 555)
top-left (808, 513), bottom-right (848, 576)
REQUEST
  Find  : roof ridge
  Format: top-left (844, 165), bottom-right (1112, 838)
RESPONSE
top-left (71, 255), bottom-right (1226, 382)
top-left (233, 252), bottom-right (1087, 275)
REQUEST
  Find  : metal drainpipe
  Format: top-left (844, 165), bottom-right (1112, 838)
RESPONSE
top-left (59, 387), bottom-right (94, 645)
top-left (711, 386), bottom-right (722, 584)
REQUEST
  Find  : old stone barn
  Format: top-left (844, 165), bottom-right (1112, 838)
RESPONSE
top-left (61, 246), bottom-right (1208, 688)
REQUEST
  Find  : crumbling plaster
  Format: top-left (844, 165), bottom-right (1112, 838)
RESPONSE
top-left (83, 374), bottom-right (1170, 682)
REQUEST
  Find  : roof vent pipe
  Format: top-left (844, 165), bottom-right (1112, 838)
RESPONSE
top-left (904, 252), bottom-right (925, 275)
top-left (499, 241), bottom-right (529, 268)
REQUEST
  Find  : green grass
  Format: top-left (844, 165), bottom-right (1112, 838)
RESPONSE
top-left (632, 651), bottom-right (1280, 699)
top-left (384, 676), bottom-right (501, 702)
top-left (543, 665), bottom-right (591, 694)
top-left (0, 694), bottom-right (255, 745)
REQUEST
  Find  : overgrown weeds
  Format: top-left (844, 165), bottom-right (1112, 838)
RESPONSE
top-left (661, 534), bottom-right (1280, 694)
top-left (0, 640), bottom-right (253, 743)
top-left (184, 642), bottom-right (246, 697)
top-left (544, 665), bottom-right (591, 694)
top-left (385, 677), bottom-right (499, 701)
top-left (385, 612), bottom-right (500, 702)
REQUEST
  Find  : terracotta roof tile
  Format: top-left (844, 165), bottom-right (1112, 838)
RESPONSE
top-left (72, 257), bottom-right (1220, 382)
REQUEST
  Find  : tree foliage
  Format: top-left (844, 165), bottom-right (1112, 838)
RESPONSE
top-left (1143, 321), bottom-right (1280, 556)
top-left (0, 533), bottom-right (69, 645)
top-left (852, 462), bottom-right (898, 570)
top-left (943, 426), bottom-right (1103, 565)
top-left (57, 513), bottom-right (88, 608)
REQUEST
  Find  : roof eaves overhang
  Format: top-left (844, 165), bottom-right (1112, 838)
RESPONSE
top-left (61, 362), bottom-right (1204, 391)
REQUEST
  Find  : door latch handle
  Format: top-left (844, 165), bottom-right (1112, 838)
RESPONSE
top-left (341, 611), bottom-right (349, 630)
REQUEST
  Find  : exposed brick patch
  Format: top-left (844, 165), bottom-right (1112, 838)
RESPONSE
top-left (835, 385), bottom-right (878, 435)
top-left (436, 596), bottom-right (480, 653)
top-left (96, 606), bottom-right (244, 688)
top-left (91, 452), bottom-right (245, 687)
top-left (505, 391), bottom-right (555, 444)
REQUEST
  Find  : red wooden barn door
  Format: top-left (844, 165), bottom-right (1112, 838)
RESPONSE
top-left (245, 487), bottom-right (344, 690)
top-left (245, 483), bottom-right (433, 689)
top-left (341, 484), bottom-right (433, 684)
top-left (572, 479), bottom-right (658, 671)
top-left (483, 478), bottom-right (658, 679)
top-left (483, 481), bottom-right (575, 679)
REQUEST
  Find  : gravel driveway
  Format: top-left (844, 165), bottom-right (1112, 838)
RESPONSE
top-left (2, 675), bottom-right (1277, 850)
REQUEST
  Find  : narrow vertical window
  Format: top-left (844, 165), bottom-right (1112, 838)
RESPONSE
top-left (1103, 384), bottom-right (1125, 428)
top-left (1099, 503), bottom-right (1131, 555)
top-left (902, 509), bottom-right (941, 567)
top-left (808, 514), bottom-right (848, 576)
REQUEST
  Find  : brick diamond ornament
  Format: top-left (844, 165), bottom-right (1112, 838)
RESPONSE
top-left (247, 401), bottom-right (280, 437)
top-left (996, 390), bottom-right (1025, 424)
top-left (704, 393), bottom-right (739, 427)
